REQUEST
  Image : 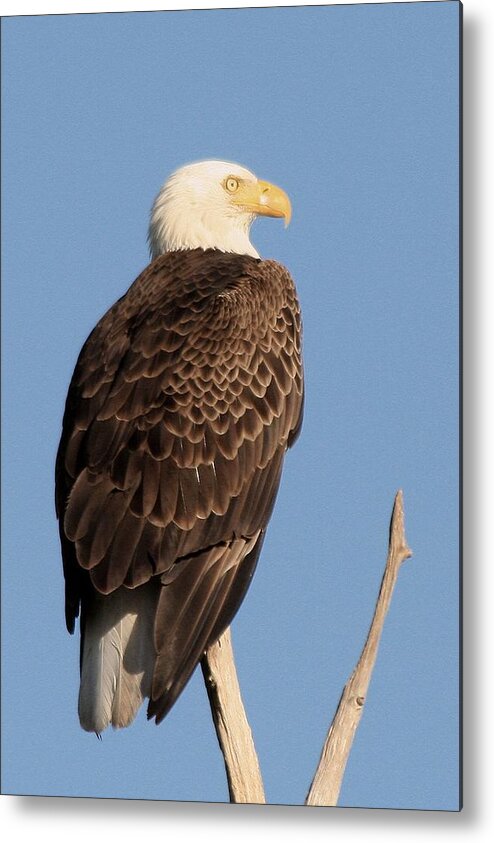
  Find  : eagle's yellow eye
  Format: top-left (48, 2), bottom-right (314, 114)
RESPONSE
top-left (225, 177), bottom-right (239, 193)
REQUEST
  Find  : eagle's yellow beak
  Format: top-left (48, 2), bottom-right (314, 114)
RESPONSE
top-left (233, 179), bottom-right (292, 227)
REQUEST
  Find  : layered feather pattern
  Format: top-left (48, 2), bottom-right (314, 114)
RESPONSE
top-left (56, 248), bottom-right (303, 730)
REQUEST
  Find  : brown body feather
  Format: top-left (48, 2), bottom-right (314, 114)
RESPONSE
top-left (56, 248), bottom-right (303, 729)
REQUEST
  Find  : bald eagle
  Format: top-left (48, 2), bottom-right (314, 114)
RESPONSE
top-left (55, 161), bottom-right (304, 733)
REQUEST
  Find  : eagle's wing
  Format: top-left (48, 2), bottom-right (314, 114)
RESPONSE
top-left (56, 249), bottom-right (303, 724)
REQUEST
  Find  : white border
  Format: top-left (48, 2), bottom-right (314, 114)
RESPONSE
top-left (1, 0), bottom-right (460, 17)
top-left (2, 0), bottom-right (493, 840)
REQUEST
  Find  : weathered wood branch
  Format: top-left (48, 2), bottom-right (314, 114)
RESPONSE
top-left (305, 489), bottom-right (412, 806)
top-left (201, 627), bottom-right (266, 804)
top-left (202, 490), bottom-right (411, 807)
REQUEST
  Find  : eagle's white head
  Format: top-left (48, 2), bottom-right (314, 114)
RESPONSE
top-left (148, 160), bottom-right (291, 260)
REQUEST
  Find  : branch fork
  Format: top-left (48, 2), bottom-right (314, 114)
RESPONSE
top-left (201, 490), bottom-right (412, 805)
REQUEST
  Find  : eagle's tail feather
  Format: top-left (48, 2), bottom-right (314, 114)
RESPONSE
top-left (78, 583), bottom-right (158, 734)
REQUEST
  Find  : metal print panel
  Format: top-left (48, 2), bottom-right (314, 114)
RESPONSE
top-left (1, 1), bottom-right (461, 810)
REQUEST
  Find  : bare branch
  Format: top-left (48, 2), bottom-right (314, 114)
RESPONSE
top-left (201, 627), bottom-right (266, 804)
top-left (202, 491), bottom-right (410, 806)
top-left (305, 490), bottom-right (412, 807)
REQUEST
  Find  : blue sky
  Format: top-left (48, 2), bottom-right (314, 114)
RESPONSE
top-left (1, 2), bottom-right (460, 810)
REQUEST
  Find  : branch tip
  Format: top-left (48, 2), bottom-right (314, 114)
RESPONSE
top-left (390, 490), bottom-right (412, 561)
